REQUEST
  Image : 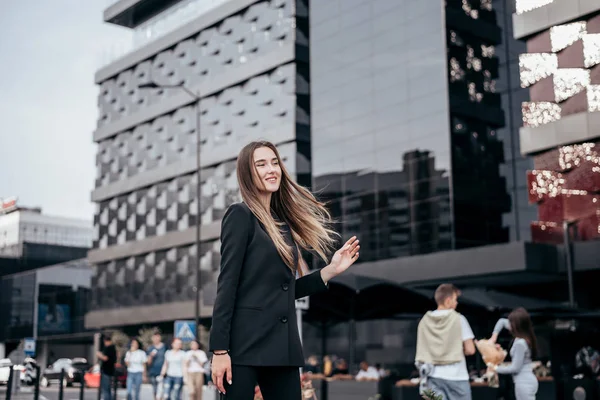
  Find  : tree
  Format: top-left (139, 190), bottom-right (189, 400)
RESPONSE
top-left (110, 330), bottom-right (130, 362)
top-left (138, 327), bottom-right (161, 350)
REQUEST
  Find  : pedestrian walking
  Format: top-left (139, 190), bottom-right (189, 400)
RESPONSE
top-left (185, 340), bottom-right (208, 400)
top-left (147, 332), bottom-right (167, 399)
top-left (415, 284), bottom-right (476, 400)
top-left (125, 338), bottom-right (147, 400)
top-left (161, 338), bottom-right (186, 400)
top-left (96, 335), bottom-right (117, 400)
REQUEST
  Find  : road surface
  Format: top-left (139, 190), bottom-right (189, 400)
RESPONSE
top-left (0, 383), bottom-right (221, 400)
top-left (0, 384), bottom-right (177, 400)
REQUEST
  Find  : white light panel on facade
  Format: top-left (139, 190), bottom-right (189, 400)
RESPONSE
top-left (530, 170), bottom-right (565, 199)
top-left (516, 0), bottom-right (554, 14)
top-left (550, 22), bottom-right (587, 52)
top-left (522, 102), bottom-right (561, 127)
top-left (553, 69), bottom-right (590, 102)
top-left (530, 170), bottom-right (589, 198)
top-left (519, 53), bottom-right (558, 88)
top-left (481, 44), bottom-right (495, 58)
top-left (588, 85), bottom-right (600, 113)
top-left (466, 46), bottom-right (482, 72)
top-left (559, 143), bottom-right (599, 171)
top-left (483, 70), bottom-right (496, 93)
top-left (449, 30), bottom-right (464, 47)
top-left (462, 0), bottom-right (479, 19)
top-left (468, 82), bottom-right (483, 102)
top-left (481, 0), bottom-right (493, 11)
top-left (583, 34), bottom-right (600, 68)
top-left (449, 58), bottom-right (465, 82)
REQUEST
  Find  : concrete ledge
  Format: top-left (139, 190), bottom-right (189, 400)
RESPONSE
top-left (97, 0), bottom-right (262, 82)
top-left (87, 222), bottom-right (220, 264)
top-left (520, 111), bottom-right (600, 155)
top-left (94, 45), bottom-right (295, 142)
top-left (513, 0), bottom-right (600, 39)
top-left (85, 300), bottom-right (214, 328)
top-left (353, 241), bottom-right (560, 286)
top-left (104, 0), bottom-right (142, 24)
top-left (91, 124), bottom-right (296, 202)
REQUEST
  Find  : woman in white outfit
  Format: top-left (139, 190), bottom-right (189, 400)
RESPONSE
top-left (184, 340), bottom-right (208, 400)
top-left (489, 307), bottom-right (539, 400)
top-left (125, 339), bottom-right (147, 400)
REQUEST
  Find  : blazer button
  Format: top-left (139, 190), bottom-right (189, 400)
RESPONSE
top-left (280, 316), bottom-right (288, 323)
top-left (281, 283), bottom-right (289, 291)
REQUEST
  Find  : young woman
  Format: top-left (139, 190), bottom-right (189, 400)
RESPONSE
top-left (184, 340), bottom-right (208, 400)
top-left (210, 141), bottom-right (360, 399)
top-left (489, 308), bottom-right (539, 400)
top-left (125, 338), bottom-right (147, 400)
top-left (161, 338), bottom-right (186, 400)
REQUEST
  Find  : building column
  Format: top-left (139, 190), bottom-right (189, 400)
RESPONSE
top-left (37, 341), bottom-right (49, 368)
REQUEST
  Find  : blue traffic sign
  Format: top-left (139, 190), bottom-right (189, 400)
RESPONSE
top-left (174, 320), bottom-right (196, 342)
top-left (24, 338), bottom-right (36, 357)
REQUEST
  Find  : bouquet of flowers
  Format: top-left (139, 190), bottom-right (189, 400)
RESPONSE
top-left (301, 373), bottom-right (318, 400)
top-left (253, 374), bottom-right (318, 400)
top-left (475, 339), bottom-right (507, 388)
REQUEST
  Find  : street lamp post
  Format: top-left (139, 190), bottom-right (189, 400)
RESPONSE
top-left (562, 220), bottom-right (577, 308)
top-left (139, 82), bottom-right (202, 340)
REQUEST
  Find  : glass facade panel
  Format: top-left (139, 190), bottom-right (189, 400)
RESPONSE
top-left (493, 0), bottom-right (536, 242)
top-left (311, 0), bottom-right (452, 261)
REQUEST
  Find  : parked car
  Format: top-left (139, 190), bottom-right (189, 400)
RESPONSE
top-left (40, 358), bottom-right (89, 387)
top-left (83, 364), bottom-right (127, 389)
top-left (0, 358), bottom-right (12, 385)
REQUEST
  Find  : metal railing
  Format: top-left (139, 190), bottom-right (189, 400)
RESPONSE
top-left (3, 366), bottom-right (88, 400)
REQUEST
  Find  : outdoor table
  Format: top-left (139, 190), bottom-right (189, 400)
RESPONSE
top-left (325, 379), bottom-right (379, 400)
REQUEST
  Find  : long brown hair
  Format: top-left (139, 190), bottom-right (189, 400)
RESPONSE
top-left (236, 141), bottom-right (338, 274)
top-left (508, 307), bottom-right (538, 359)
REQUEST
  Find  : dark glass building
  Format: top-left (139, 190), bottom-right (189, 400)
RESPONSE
top-left (310, 0), bottom-right (529, 261)
top-left (0, 259), bottom-right (93, 365)
top-left (0, 204), bottom-right (92, 360)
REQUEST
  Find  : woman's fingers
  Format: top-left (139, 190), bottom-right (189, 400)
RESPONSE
top-left (344, 236), bottom-right (357, 247)
top-left (214, 370), bottom-right (226, 394)
top-left (341, 237), bottom-right (359, 253)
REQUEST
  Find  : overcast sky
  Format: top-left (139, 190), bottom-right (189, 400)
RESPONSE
top-left (0, 1), bottom-right (131, 221)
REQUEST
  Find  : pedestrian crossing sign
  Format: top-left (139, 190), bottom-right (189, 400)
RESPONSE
top-left (24, 338), bottom-right (36, 357)
top-left (174, 320), bottom-right (197, 342)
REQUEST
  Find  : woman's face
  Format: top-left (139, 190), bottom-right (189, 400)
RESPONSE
top-left (253, 146), bottom-right (281, 193)
top-left (190, 341), bottom-right (199, 350)
top-left (172, 339), bottom-right (182, 350)
top-left (131, 340), bottom-right (139, 351)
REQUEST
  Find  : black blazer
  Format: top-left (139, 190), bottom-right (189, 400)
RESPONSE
top-left (209, 202), bottom-right (328, 366)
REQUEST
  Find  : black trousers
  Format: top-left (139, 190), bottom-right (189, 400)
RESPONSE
top-left (222, 364), bottom-right (301, 400)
